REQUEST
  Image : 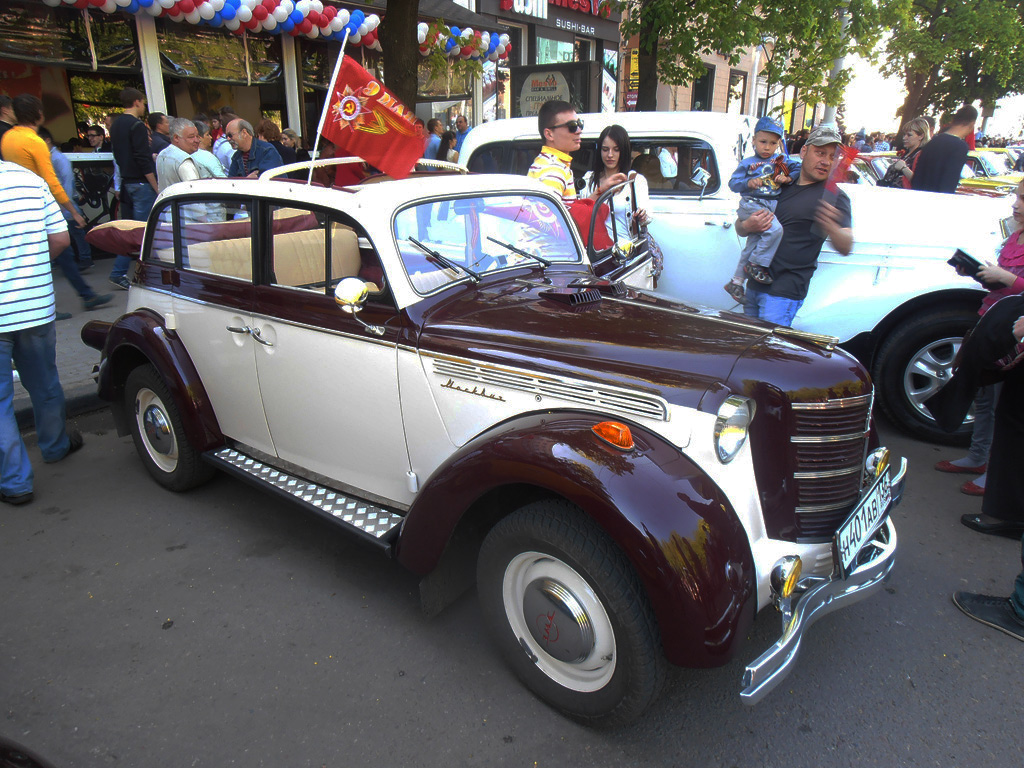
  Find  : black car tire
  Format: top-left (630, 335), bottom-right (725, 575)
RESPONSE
top-left (477, 499), bottom-right (667, 727)
top-left (125, 364), bottom-right (215, 491)
top-left (873, 308), bottom-right (977, 445)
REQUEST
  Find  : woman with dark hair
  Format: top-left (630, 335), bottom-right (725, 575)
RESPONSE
top-left (256, 118), bottom-right (296, 165)
top-left (435, 130), bottom-right (459, 163)
top-left (582, 123), bottom-right (651, 241)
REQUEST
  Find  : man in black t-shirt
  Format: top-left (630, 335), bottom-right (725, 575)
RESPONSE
top-left (911, 105), bottom-right (977, 194)
top-left (735, 123), bottom-right (853, 327)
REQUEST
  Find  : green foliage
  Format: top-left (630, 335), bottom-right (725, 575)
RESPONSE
top-left (879, 0), bottom-right (1024, 117)
top-left (417, 19), bottom-right (483, 98)
top-left (618, 0), bottom-right (889, 109)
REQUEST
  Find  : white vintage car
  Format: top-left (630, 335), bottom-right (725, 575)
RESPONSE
top-left (82, 163), bottom-right (904, 725)
top-left (461, 112), bottom-right (1010, 443)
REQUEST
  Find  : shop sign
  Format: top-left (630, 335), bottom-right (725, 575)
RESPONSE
top-left (549, 0), bottom-right (612, 18)
top-left (497, 0), bottom-right (618, 27)
top-left (519, 71), bottom-right (571, 116)
top-left (500, 0), bottom-right (548, 19)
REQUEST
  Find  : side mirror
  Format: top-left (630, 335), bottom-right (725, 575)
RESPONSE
top-left (334, 277), bottom-right (384, 336)
top-left (691, 166), bottom-right (712, 200)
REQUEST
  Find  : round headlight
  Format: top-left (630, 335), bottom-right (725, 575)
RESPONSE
top-left (713, 395), bottom-right (754, 464)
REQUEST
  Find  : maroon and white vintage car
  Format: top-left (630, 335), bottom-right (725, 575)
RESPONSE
top-left (83, 167), bottom-right (905, 725)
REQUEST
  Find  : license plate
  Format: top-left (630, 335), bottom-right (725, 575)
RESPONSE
top-left (834, 470), bottom-right (892, 577)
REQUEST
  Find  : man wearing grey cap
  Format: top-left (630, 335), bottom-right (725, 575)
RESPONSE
top-left (734, 123), bottom-right (853, 327)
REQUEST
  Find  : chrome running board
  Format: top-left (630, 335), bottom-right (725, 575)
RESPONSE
top-left (207, 446), bottom-right (403, 550)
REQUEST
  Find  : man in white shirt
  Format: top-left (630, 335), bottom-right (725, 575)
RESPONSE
top-left (156, 118), bottom-right (202, 191)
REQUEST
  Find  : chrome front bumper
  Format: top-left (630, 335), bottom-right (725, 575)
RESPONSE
top-left (739, 457), bottom-right (907, 704)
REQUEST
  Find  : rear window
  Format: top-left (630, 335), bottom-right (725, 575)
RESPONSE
top-left (467, 137), bottom-right (721, 197)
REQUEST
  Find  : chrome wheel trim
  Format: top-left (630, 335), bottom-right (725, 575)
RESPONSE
top-left (502, 551), bottom-right (616, 692)
top-left (904, 336), bottom-right (974, 424)
top-left (135, 387), bottom-right (179, 473)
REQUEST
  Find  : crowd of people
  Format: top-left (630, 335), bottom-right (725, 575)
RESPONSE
top-left (421, 113), bottom-right (473, 165)
top-left (0, 89), bottom-right (315, 299)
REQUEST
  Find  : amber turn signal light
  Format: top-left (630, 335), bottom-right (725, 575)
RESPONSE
top-left (591, 421), bottom-right (634, 450)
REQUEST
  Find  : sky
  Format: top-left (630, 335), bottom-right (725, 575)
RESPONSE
top-left (840, 54), bottom-right (1024, 139)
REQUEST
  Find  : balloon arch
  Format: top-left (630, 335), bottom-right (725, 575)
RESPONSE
top-left (38, 0), bottom-right (511, 61)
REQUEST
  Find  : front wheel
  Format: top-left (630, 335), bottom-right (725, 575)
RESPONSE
top-left (125, 364), bottom-right (215, 491)
top-left (873, 308), bottom-right (977, 445)
top-left (477, 500), bottom-right (667, 727)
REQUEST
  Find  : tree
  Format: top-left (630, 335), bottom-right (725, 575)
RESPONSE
top-left (379, 0), bottom-right (419, 108)
top-left (619, 0), bottom-right (889, 113)
top-left (880, 0), bottom-right (1024, 120)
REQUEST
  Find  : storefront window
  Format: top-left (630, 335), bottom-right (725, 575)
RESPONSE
top-left (69, 73), bottom-right (143, 127)
top-left (574, 39), bottom-right (593, 62)
top-left (417, 63), bottom-right (472, 100)
top-left (537, 37), bottom-right (573, 65)
top-left (157, 22), bottom-right (282, 85)
top-left (0, 1), bottom-right (137, 71)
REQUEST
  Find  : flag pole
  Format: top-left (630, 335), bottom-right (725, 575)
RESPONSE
top-left (308, 29), bottom-right (351, 185)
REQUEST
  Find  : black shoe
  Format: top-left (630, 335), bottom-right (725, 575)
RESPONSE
top-left (744, 263), bottom-right (773, 284)
top-left (84, 293), bottom-right (112, 310)
top-left (0, 490), bottom-right (33, 506)
top-left (55, 311), bottom-right (72, 321)
top-left (960, 513), bottom-right (1024, 539)
top-left (109, 276), bottom-right (130, 291)
top-left (953, 591), bottom-right (1024, 641)
top-left (44, 425), bottom-right (84, 464)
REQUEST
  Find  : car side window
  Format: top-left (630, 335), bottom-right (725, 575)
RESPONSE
top-left (268, 204), bottom-right (388, 299)
top-left (148, 203), bottom-right (175, 266)
top-left (631, 141), bottom-right (720, 195)
top-left (178, 196), bottom-right (253, 281)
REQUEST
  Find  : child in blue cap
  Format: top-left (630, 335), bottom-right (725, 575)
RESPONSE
top-left (724, 115), bottom-right (801, 302)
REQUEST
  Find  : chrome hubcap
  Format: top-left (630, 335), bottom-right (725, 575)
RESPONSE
top-left (143, 405), bottom-right (173, 455)
top-left (502, 551), bottom-right (616, 692)
top-left (904, 336), bottom-right (974, 424)
top-left (522, 578), bottom-right (595, 664)
top-left (135, 387), bottom-right (179, 473)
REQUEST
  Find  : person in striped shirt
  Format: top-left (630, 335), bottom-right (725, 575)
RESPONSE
top-left (527, 100), bottom-right (626, 201)
top-left (0, 161), bottom-right (83, 506)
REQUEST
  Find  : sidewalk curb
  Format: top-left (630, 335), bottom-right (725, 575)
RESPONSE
top-left (15, 381), bottom-right (109, 431)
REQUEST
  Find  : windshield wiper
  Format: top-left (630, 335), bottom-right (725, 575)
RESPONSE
top-left (408, 237), bottom-right (480, 282)
top-left (485, 236), bottom-right (552, 267)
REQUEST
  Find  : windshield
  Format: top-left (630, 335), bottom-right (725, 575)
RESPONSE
top-left (974, 152), bottom-right (1009, 176)
top-left (393, 194), bottom-right (581, 293)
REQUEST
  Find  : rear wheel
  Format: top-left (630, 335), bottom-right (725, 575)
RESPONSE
top-left (873, 308), bottom-right (977, 445)
top-left (477, 500), bottom-right (667, 726)
top-left (125, 364), bottom-right (214, 491)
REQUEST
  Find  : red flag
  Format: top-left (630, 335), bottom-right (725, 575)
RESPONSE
top-left (321, 56), bottom-right (426, 180)
top-left (824, 144), bottom-right (860, 195)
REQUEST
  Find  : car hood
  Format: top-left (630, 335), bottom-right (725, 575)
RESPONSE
top-left (413, 272), bottom-right (845, 412)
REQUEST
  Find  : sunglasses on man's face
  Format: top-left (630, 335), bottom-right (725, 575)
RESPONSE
top-left (549, 119), bottom-right (584, 134)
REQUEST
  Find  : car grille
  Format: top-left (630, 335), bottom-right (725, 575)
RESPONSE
top-left (790, 394), bottom-right (872, 539)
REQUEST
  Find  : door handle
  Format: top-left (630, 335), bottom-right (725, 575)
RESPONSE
top-left (250, 327), bottom-right (274, 347)
top-left (226, 325), bottom-right (251, 335)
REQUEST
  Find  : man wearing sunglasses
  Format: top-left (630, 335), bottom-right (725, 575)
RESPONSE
top-left (527, 100), bottom-right (625, 200)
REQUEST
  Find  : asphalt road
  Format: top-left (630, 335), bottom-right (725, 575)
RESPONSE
top-left (1, 410), bottom-right (1021, 768)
